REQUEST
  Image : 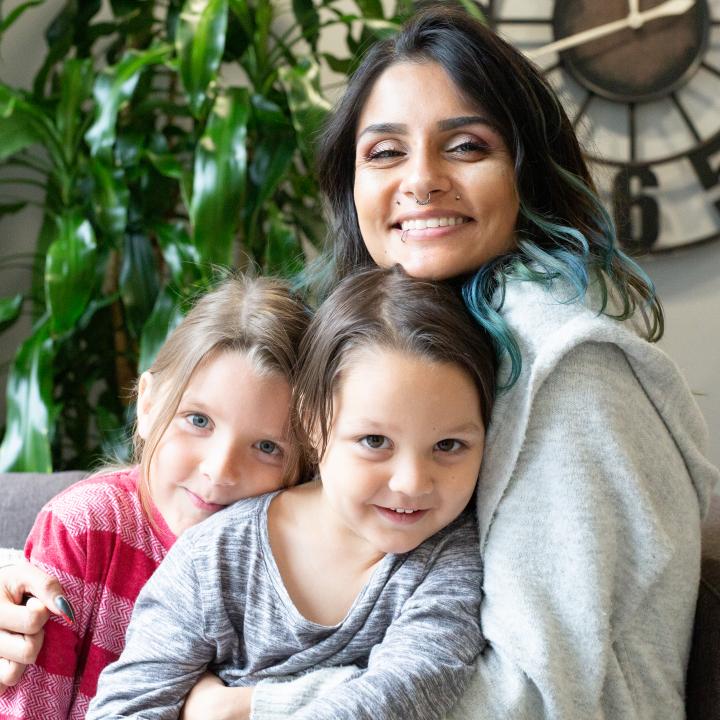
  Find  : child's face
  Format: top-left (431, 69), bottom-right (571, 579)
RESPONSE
top-left (138, 350), bottom-right (292, 536)
top-left (317, 346), bottom-right (485, 555)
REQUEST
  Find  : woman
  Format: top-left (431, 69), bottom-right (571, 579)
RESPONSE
top-left (2, 5), bottom-right (718, 718)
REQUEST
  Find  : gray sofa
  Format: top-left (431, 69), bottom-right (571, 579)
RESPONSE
top-left (1, 471), bottom-right (719, 717)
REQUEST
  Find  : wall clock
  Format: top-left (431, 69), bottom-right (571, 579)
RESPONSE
top-left (483, 0), bottom-right (720, 253)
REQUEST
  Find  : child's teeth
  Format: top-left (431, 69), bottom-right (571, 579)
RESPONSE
top-left (393, 508), bottom-right (415, 514)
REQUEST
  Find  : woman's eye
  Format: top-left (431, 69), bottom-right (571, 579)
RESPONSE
top-left (447, 139), bottom-right (489, 155)
top-left (187, 413), bottom-right (210, 429)
top-left (435, 438), bottom-right (463, 453)
top-left (256, 440), bottom-right (280, 455)
top-left (362, 435), bottom-right (390, 450)
top-left (362, 142), bottom-right (403, 162)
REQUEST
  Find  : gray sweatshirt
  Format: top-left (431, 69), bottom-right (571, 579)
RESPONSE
top-left (250, 278), bottom-right (720, 720)
top-left (86, 491), bottom-right (483, 720)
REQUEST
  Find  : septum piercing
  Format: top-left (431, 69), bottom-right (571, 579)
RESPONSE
top-left (396, 194), bottom-right (461, 206)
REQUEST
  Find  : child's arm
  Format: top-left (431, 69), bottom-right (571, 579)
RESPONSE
top-left (253, 515), bottom-right (483, 720)
top-left (86, 532), bottom-right (217, 720)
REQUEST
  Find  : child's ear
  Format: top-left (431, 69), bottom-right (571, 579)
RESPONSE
top-left (136, 372), bottom-right (155, 441)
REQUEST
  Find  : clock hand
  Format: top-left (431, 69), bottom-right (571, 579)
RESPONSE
top-left (527, 0), bottom-right (696, 60)
top-left (628, 0), bottom-right (642, 29)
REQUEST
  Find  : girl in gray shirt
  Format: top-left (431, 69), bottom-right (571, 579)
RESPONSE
top-left (88, 266), bottom-right (497, 720)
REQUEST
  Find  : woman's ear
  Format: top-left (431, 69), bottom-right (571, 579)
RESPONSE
top-left (136, 372), bottom-right (154, 441)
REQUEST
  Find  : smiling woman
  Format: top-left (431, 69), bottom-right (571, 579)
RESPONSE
top-left (353, 61), bottom-right (518, 279)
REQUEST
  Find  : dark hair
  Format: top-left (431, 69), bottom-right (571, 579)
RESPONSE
top-left (293, 265), bottom-right (497, 463)
top-left (316, 3), bottom-right (663, 386)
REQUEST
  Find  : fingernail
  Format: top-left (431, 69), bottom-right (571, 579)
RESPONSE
top-left (54, 596), bottom-right (75, 624)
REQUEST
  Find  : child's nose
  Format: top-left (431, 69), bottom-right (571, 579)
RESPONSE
top-left (200, 442), bottom-right (240, 486)
top-left (387, 455), bottom-right (433, 497)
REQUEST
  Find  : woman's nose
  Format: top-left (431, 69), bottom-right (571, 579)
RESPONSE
top-left (400, 149), bottom-right (450, 202)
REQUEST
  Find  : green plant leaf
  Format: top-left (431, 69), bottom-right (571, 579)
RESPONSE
top-left (0, 201), bottom-right (27, 217)
top-left (85, 44), bottom-right (172, 160)
top-left (0, 0), bottom-right (45, 33)
top-left (190, 87), bottom-right (249, 269)
top-left (153, 221), bottom-right (202, 287)
top-left (45, 210), bottom-right (98, 336)
top-left (0, 318), bottom-right (54, 472)
top-left (265, 205), bottom-right (304, 278)
top-left (56, 58), bottom-right (94, 156)
top-left (278, 58), bottom-right (331, 164)
top-left (291, 0), bottom-right (320, 50)
top-left (0, 294), bottom-right (23, 332)
top-left (119, 233), bottom-right (160, 339)
top-left (138, 285), bottom-right (185, 373)
top-left (176, 0), bottom-right (229, 117)
top-left (90, 159), bottom-right (129, 239)
top-left (353, 0), bottom-right (384, 19)
top-left (0, 84), bottom-right (63, 164)
top-left (456, 0), bottom-right (486, 22)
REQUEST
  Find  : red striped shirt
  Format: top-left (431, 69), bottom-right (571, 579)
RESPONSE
top-left (0, 467), bottom-right (175, 720)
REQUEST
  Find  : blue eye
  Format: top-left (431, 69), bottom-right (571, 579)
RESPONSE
top-left (188, 413), bottom-right (210, 429)
top-left (257, 440), bottom-right (280, 455)
top-left (362, 435), bottom-right (389, 450)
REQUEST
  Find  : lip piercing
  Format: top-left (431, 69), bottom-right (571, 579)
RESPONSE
top-left (414, 192), bottom-right (432, 206)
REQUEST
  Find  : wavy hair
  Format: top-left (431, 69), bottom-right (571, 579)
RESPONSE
top-left (314, 3), bottom-right (663, 386)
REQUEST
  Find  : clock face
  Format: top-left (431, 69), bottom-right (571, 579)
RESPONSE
top-left (483, 0), bottom-right (720, 253)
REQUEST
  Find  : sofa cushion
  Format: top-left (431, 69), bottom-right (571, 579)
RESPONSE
top-left (0, 471), bottom-right (85, 550)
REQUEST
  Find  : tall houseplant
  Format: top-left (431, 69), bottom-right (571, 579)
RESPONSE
top-left (0, 0), bottom-right (418, 472)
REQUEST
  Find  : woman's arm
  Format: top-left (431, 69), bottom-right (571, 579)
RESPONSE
top-left (250, 343), bottom-right (707, 719)
top-left (0, 512), bottom-right (84, 719)
top-left (254, 517), bottom-right (483, 720)
top-left (0, 561), bottom-right (65, 693)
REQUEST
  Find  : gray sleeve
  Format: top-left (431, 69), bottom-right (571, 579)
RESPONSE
top-left (253, 520), bottom-right (483, 720)
top-left (86, 534), bottom-right (216, 720)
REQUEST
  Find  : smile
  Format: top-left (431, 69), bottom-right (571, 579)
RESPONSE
top-left (400, 216), bottom-right (469, 231)
top-left (184, 488), bottom-right (226, 513)
top-left (375, 505), bottom-right (428, 525)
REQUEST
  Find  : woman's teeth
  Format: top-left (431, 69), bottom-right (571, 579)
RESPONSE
top-left (401, 217), bottom-right (468, 230)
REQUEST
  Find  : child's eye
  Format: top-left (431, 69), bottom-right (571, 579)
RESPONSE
top-left (187, 413), bottom-right (211, 429)
top-left (256, 440), bottom-right (281, 455)
top-left (435, 438), bottom-right (463, 453)
top-left (361, 435), bottom-right (390, 450)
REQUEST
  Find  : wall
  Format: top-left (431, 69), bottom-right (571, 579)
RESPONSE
top-left (0, 2), bottom-right (719, 472)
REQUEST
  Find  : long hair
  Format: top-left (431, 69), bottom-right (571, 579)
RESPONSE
top-left (315, 4), bottom-right (663, 386)
top-left (134, 274), bottom-right (311, 514)
top-left (293, 265), bottom-right (496, 465)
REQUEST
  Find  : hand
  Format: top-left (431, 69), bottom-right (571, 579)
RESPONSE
top-left (528, 0), bottom-right (696, 59)
top-left (181, 672), bottom-right (254, 720)
top-left (0, 561), bottom-right (71, 694)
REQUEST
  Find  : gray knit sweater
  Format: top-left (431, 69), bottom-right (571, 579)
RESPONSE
top-left (86, 492), bottom-right (483, 720)
top-left (250, 278), bottom-right (720, 720)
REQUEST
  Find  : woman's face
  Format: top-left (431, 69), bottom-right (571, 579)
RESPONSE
top-left (353, 61), bottom-right (519, 280)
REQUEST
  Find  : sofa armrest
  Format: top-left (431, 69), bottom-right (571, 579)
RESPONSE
top-left (686, 493), bottom-right (720, 720)
top-left (0, 471), bottom-right (85, 550)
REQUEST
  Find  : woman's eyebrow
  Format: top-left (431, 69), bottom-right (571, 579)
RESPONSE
top-left (357, 122), bottom-right (407, 139)
top-left (357, 116), bottom-right (497, 139)
top-left (437, 115), bottom-right (496, 131)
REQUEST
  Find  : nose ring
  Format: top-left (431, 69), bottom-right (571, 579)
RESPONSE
top-left (413, 192), bottom-right (432, 206)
